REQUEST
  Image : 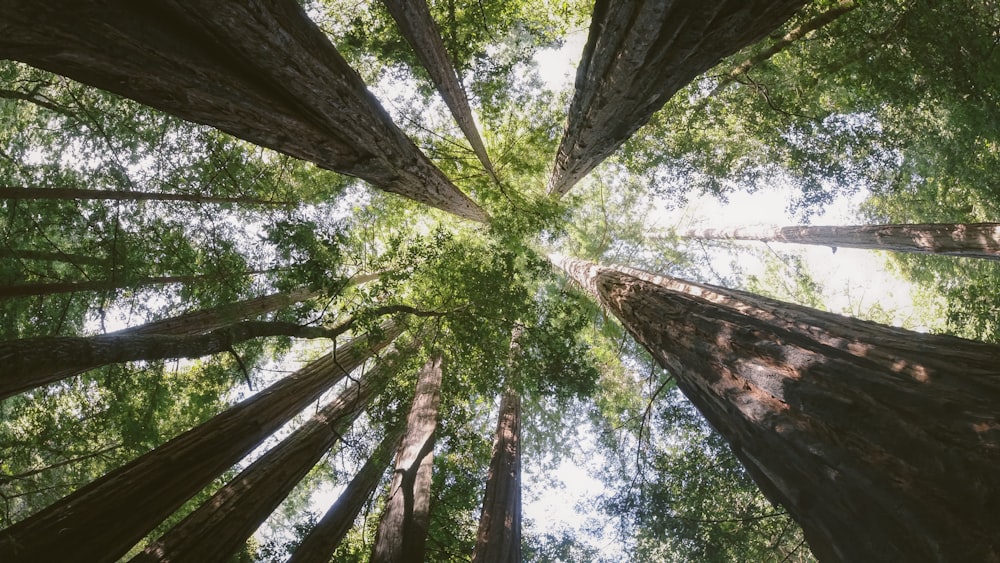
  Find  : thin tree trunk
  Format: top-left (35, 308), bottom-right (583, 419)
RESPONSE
top-left (679, 223), bottom-right (1000, 260)
top-left (381, 0), bottom-right (498, 181)
top-left (551, 254), bottom-right (1000, 562)
top-left (0, 270), bottom-right (271, 300)
top-left (471, 386), bottom-right (522, 563)
top-left (287, 421), bottom-right (406, 563)
top-left (0, 1), bottom-right (487, 222)
top-left (547, 0), bottom-right (806, 197)
top-left (0, 248), bottom-right (106, 266)
top-left (131, 348), bottom-right (404, 562)
top-left (0, 186), bottom-right (292, 206)
top-left (371, 355), bottom-right (443, 563)
top-left (0, 323), bottom-right (403, 563)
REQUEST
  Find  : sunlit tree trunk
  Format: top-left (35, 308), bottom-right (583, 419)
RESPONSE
top-left (289, 422), bottom-right (407, 563)
top-left (371, 355), bottom-right (443, 563)
top-left (0, 323), bottom-right (402, 563)
top-left (0, 1), bottom-right (487, 222)
top-left (471, 386), bottom-right (522, 563)
top-left (381, 0), bottom-right (497, 181)
top-left (131, 349), bottom-right (404, 562)
top-left (679, 223), bottom-right (1000, 260)
top-left (548, 0), bottom-right (806, 197)
top-left (0, 186), bottom-right (292, 206)
top-left (551, 254), bottom-right (1000, 562)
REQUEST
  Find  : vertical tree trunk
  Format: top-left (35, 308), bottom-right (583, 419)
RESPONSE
top-left (678, 223), bottom-right (1000, 260)
top-left (288, 422), bottom-right (407, 563)
top-left (0, 1), bottom-right (487, 222)
top-left (0, 323), bottom-right (403, 563)
top-left (550, 254), bottom-right (1000, 562)
top-left (371, 355), bottom-right (443, 563)
top-left (0, 186), bottom-right (292, 206)
top-left (548, 0), bottom-right (806, 197)
top-left (131, 348), bottom-right (404, 562)
top-left (381, 0), bottom-right (498, 181)
top-left (471, 387), bottom-right (522, 563)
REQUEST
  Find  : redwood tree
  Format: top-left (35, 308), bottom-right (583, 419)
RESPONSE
top-left (551, 254), bottom-right (1000, 562)
top-left (471, 386), bottom-right (522, 563)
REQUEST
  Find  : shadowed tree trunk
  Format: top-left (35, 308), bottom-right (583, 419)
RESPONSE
top-left (678, 223), bottom-right (1000, 260)
top-left (288, 421), bottom-right (407, 563)
top-left (471, 386), bottom-right (522, 563)
top-left (131, 347), bottom-right (406, 562)
top-left (0, 248), bottom-right (106, 266)
top-left (382, 0), bottom-right (497, 181)
top-left (371, 355), bottom-right (443, 563)
top-left (0, 0), bottom-right (487, 222)
top-left (0, 323), bottom-right (403, 563)
top-left (0, 186), bottom-right (293, 206)
top-left (0, 270), bottom-right (273, 300)
top-left (548, 0), bottom-right (806, 197)
top-left (550, 254), bottom-right (1000, 562)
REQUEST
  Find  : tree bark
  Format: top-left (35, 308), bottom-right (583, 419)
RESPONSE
top-left (288, 422), bottom-right (406, 563)
top-left (371, 355), bottom-right (443, 563)
top-left (0, 1), bottom-right (487, 222)
top-left (679, 223), bottom-right (1000, 260)
top-left (547, 0), bottom-right (806, 197)
top-left (131, 348), bottom-right (403, 562)
top-left (0, 323), bottom-right (403, 563)
top-left (381, 0), bottom-right (498, 181)
top-left (0, 248), bottom-right (106, 266)
top-left (0, 186), bottom-right (292, 206)
top-left (0, 271), bottom-right (270, 300)
top-left (551, 254), bottom-right (1000, 562)
top-left (471, 387), bottom-right (522, 563)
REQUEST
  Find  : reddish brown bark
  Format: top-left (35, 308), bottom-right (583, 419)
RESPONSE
top-left (0, 186), bottom-right (292, 206)
top-left (471, 387), bottom-right (522, 563)
top-left (552, 254), bottom-right (1000, 562)
top-left (0, 1), bottom-right (487, 222)
top-left (371, 355), bottom-right (443, 563)
top-left (680, 223), bottom-right (1000, 259)
top-left (548, 0), bottom-right (806, 196)
top-left (0, 323), bottom-right (402, 563)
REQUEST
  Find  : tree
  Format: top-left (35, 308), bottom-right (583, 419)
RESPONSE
top-left (0, 186), bottom-right (292, 206)
top-left (551, 254), bottom-right (1000, 561)
top-left (471, 386), bottom-right (522, 563)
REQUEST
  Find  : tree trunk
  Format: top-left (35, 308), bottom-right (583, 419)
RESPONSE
top-left (371, 355), bottom-right (443, 563)
top-left (0, 1), bottom-right (487, 222)
top-left (0, 271), bottom-right (270, 300)
top-left (131, 349), bottom-right (403, 562)
top-left (381, 0), bottom-right (497, 181)
top-left (0, 323), bottom-right (403, 563)
top-left (471, 387), bottom-right (522, 563)
top-left (0, 248), bottom-right (106, 266)
top-left (0, 186), bottom-right (292, 206)
top-left (679, 223), bottom-right (1000, 260)
top-left (550, 254), bottom-right (1000, 562)
top-left (288, 422), bottom-right (407, 563)
top-left (547, 0), bottom-right (806, 197)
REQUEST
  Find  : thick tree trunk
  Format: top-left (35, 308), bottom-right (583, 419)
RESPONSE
top-left (471, 387), bottom-right (522, 563)
top-left (0, 1), bottom-right (487, 222)
top-left (551, 254), bottom-right (1000, 562)
top-left (381, 0), bottom-right (497, 181)
top-left (679, 223), bottom-right (1000, 260)
top-left (0, 323), bottom-right (402, 563)
top-left (0, 186), bottom-right (292, 206)
top-left (288, 422), bottom-right (406, 563)
top-left (547, 0), bottom-right (806, 197)
top-left (371, 355), bottom-right (443, 563)
top-left (131, 350), bottom-right (402, 562)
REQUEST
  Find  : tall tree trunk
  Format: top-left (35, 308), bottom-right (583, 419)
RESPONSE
top-left (679, 223), bottom-right (1000, 260)
top-left (371, 355), bottom-right (443, 563)
top-left (547, 0), bottom-right (806, 197)
top-left (0, 323), bottom-right (403, 563)
top-left (550, 254), bottom-right (1000, 562)
top-left (0, 1), bottom-right (487, 222)
top-left (381, 0), bottom-right (498, 181)
top-left (0, 186), bottom-right (292, 206)
top-left (0, 248), bottom-right (106, 266)
top-left (131, 348), bottom-right (404, 562)
top-left (0, 270), bottom-right (270, 300)
top-left (288, 421), bottom-right (407, 563)
top-left (471, 387), bottom-right (522, 563)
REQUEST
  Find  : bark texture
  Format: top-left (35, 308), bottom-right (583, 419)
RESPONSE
top-left (0, 323), bottom-right (402, 563)
top-left (371, 355), bottom-right (443, 563)
top-left (382, 0), bottom-right (497, 181)
top-left (0, 186), bottom-right (291, 206)
top-left (289, 423), bottom-right (406, 563)
top-left (471, 387), bottom-right (522, 563)
top-left (680, 223), bottom-right (1000, 259)
top-left (548, 0), bottom-right (806, 197)
top-left (0, 0), bottom-right (487, 222)
top-left (551, 254), bottom-right (1000, 563)
top-left (132, 351), bottom-right (400, 562)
